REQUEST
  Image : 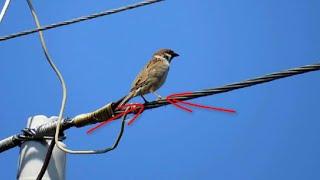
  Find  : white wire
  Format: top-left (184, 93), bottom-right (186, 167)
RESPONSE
top-left (0, 0), bottom-right (11, 22)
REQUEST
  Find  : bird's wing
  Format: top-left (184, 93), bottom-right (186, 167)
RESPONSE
top-left (130, 58), bottom-right (163, 92)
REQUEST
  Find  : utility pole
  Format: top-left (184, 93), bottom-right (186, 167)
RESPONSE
top-left (17, 115), bottom-right (66, 180)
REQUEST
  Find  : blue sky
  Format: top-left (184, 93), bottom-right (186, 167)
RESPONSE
top-left (1, 0), bottom-right (320, 179)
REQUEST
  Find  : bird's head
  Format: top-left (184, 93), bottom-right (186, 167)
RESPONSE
top-left (153, 48), bottom-right (179, 63)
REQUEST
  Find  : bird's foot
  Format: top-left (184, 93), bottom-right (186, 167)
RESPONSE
top-left (140, 95), bottom-right (149, 103)
top-left (156, 95), bottom-right (163, 100)
top-left (152, 92), bottom-right (163, 101)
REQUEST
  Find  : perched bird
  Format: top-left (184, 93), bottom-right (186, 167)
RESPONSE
top-left (117, 48), bottom-right (179, 108)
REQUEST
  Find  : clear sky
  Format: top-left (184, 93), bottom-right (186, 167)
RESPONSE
top-left (1, 0), bottom-right (320, 179)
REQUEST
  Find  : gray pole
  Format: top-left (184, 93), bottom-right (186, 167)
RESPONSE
top-left (17, 115), bottom-right (66, 180)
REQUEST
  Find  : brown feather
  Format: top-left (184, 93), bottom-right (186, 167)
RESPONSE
top-left (130, 58), bottom-right (164, 92)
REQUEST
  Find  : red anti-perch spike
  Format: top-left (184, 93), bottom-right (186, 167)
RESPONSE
top-left (87, 92), bottom-right (236, 134)
top-left (86, 103), bottom-right (144, 134)
top-left (166, 92), bottom-right (236, 113)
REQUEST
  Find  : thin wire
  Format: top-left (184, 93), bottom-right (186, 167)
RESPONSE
top-left (26, 0), bottom-right (67, 178)
top-left (0, 0), bottom-right (164, 42)
top-left (25, 0), bottom-right (67, 133)
top-left (36, 138), bottom-right (55, 180)
top-left (54, 107), bottom-right (129, 154)
top-left (0, 0), bottom-right (11, 22)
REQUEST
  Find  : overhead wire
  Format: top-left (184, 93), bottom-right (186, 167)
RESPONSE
top-left (0, 62), bottom-right (319, 153)
top-left (0, 0), bottom-right (164, 42)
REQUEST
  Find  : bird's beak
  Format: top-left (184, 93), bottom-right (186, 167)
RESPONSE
top-left (172, 52), bottom-right (179, 57)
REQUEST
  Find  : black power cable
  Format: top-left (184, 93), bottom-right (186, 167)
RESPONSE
top-left (0, 62), bottom-right (319, 153)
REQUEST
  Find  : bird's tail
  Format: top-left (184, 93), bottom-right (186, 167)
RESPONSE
top-left (116, 92), bottom-right (135, 109)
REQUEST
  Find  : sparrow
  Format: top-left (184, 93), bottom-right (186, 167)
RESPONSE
top-left (117, 48), bottom-right (179, 108)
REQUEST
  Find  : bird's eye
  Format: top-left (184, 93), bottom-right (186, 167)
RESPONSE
top-left (164, 53), bottom-right (172, 60)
